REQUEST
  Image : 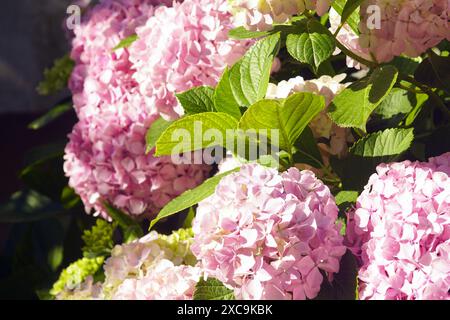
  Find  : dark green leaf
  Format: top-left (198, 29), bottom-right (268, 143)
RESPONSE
top-left (350, 128), bottom-right (414, 157)
top-left (61, 186), bottom-right (81, 210)
top-left (286, 19), bottom-right (335, 71)
top-left (28, 103), bottom-right (73, 130)
top-left (374, 87), bottom-right (428, 120)
top-left (414, 51), bottom-right (450, 94)
top-left (392, 57), bottom-right (421, 76)
top-left (20, 143), bottom-right (67, 200)
top-left (22, 142), bottom-right (65, 168)
top-left (193, 278), bottom-right (235, 300)
top-left (328, 65), bottom-right (399, 131)
top-left (293, 126), bottom-right (324, 168)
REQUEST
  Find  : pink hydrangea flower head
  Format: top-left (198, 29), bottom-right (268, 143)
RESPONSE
top-left (192, 164), bottom-right (346, 300)
top-left (229, 0), bottom-right (332, 31)
top-left (346, 153), bottom-right (450, 300)
top-left (57, 229), bottom-right (201, 300)
top-left (128, 0), bottom-right (253, 120)
top-left (69, 0), bottom-right (173, 119)
top-left (359, 0), bottom-right (450, 62)
top-left (64, 96), bottom-right (210, 219)
top-left (101, 229), bottom-right (198, 297)
top-left (113, 260), bottom-right (201, 300)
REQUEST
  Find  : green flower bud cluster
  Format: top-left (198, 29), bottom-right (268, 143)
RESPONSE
top-left (157, 228), bottom-right (197, 266)
top-left (50, 257), bottom-right (104, 296)
top-left (82, 219), bottom-right (116, 258)
top-left (37, 54), bottom-right (74, 96)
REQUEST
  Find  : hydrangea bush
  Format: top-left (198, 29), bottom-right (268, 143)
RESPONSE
top-left (4, 0), bottom-right (449, 300)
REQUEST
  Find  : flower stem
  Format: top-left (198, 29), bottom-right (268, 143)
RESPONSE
top-left (334, 39), bottom-right (378, 69)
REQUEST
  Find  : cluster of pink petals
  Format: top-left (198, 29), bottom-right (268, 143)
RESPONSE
top-left (359, 0), bottom-right (450, 62)
top-left (57, 230), bottom-right (200, 300)
top-left (192, 164), bottom-right (346, 300)
top-left (346, 153), bottom-right (450, 300)
top-left (64, 96), bottom-right (210, 219)
top-left (104, 231), bottom-right (201, 300)
top-left (129, 0), bottom-right (252, 119)
top-left (65, 0), bottom-right (254, 219)
top-left (69, 0), bottom-right (173, 119)
top-left (113, 259), bottom-right (202, 300)
top-left (229, 0), bottom-right (332, 31)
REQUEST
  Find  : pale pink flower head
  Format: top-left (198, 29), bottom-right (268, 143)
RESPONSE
top-left (346, 152), bottom-right (450, 300)
top-left (102, 229), bottom-right (198, 298)
top-left (69, 0), bottom-right (173, 119)
top-left (129, 0), bottom-right (253, 120)
top-left (192, 163), bottom-right (346, 300)
top-left (359, 0), bottom-right (450, 62)
top-left (229, 0), bottom-right (332, 31)
top-left (113, 260), bottom-right (202, 300)
top-left (56, 276), bottom-right (103, 300)
top-left (64, 96), bottom-right (210, 220)
top-left (57, 229), bottom-right (201, 300)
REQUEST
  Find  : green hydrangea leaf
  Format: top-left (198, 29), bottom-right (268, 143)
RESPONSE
top-left (350, 128), bottom-right (414, 157)
top-left (328, 65), bottom-right (399, 131)
top-left (176, 86), bottom-right (216, 115)
top-left (193, 278), bottom-right (235, 300)
top-left (286, 19), bottom-right (335, 71)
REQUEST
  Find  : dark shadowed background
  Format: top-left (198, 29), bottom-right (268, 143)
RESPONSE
top-left (0, 1), bottom-right (82, 298)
